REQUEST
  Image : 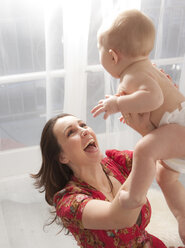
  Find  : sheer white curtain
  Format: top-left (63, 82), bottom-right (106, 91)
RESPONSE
top-left (45, 0), bottom-right (91, 120)
top-left (0, 0), bottom-right (185, 247)
top-left (44, 0), bottom-right (143, 154)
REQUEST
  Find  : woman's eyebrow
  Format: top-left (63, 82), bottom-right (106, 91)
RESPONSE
top-left (64, 120), bottom-right (83, 134)
top-left (64, 125), bottom-right (72, 135)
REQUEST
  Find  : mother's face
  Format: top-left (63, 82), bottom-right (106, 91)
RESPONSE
top-left (53, 116), bottom-right (102, 169)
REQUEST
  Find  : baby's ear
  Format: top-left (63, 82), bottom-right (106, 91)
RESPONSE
top-left (59, 154), bottom-right (69, 164)
top-left (109, 49), bottom-right (119, 64)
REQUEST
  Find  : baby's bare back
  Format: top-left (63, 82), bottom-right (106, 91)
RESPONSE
top-left (149, 65), bottom-right (185, 127)
top-left (118, 60), bottom-right (185, 127)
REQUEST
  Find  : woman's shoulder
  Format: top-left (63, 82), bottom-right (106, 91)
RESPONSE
top-left (53, 180), bottom-right (93, 226)
top-left (100, 149), bottom-right (133, 183)
top-left (103, 149), bottom-right (133, 171)
top-left (54, 179), bottom-right (91, 205)
top-left (105, 149), bottom-right (133, 163)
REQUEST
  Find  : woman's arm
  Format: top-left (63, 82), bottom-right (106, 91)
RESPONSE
top-left (82, 191), bottom-right (142, 230)
top-left (82, 112), bottom-right (154, 230)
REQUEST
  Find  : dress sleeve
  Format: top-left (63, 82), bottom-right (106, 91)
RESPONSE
top-left (105, 149), bottom-right (133, 175)
top-left (54, 190), bottom-right (93, 229)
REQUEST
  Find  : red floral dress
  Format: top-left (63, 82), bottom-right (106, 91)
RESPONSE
top-left (54, 149), bottom-right (166, 248)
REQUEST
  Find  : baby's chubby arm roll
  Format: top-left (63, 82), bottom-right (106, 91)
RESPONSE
top-left (91, 76), bottom-right (164, 119)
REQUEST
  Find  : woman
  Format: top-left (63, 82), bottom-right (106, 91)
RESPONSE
top-left (32, 112), bottom-right (167, 247)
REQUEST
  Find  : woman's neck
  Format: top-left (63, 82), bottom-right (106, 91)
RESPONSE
top-left (75, 162), bottom-right (111, 192)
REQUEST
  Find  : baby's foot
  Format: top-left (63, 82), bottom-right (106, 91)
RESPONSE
top-left (119, 190), bottom-right (146, 209)
top-left (178, 216), bottom-right (185, 245)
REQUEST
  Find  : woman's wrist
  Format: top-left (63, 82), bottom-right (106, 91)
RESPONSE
top-left (121, 112), bottom-right (155, 136)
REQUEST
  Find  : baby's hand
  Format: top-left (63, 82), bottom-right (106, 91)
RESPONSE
top-left (91, 95), bottom-right (119, 119)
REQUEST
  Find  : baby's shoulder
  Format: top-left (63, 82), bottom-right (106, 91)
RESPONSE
top-left (120, 71), bottom-right (151, 92)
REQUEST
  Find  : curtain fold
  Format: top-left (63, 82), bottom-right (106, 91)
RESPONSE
top-left (62, 0), bottom-right (91, 121)
top-left (154, 0), bottom-right (165, 59)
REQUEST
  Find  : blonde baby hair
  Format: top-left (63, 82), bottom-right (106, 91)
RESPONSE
top-left (98, 9), bottom-right (156, 57)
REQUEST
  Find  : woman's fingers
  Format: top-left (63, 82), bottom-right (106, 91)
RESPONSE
top-left (122, 113), bottom-right (132, 124)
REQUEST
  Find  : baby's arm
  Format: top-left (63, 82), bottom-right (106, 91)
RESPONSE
top-left (117, 76), bottom-right (164, 113)
top-left (91, 76), bottom-right (164, 119)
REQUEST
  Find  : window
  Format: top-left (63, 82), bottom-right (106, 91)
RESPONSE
top-left (0, 0), bottom-right (185, 151)
top-left (0, 1), bottom-right (64, 151)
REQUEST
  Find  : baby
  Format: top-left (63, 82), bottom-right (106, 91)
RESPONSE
top-left (91, 9), bottom-right (185, 244)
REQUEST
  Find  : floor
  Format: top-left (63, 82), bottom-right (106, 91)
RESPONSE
top-left (0, 171), bottom-right (184, 248)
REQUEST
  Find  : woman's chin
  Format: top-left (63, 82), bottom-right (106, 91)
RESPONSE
top-left (84, 148), bottom-right (103, 161)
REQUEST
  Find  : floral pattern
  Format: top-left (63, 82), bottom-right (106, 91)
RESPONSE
top-left (54, 149), bottom-right (166, 248)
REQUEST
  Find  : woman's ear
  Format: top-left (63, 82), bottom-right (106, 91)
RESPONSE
top-left (109, 49), bottom-right (119, 64)
top-left (59, 154), bottom-right (69, 164)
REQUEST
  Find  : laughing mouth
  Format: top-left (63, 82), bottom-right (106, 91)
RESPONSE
top-left (84, 139), bottom-right (97, 151)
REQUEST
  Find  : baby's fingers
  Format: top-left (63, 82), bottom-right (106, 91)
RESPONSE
top-left (93, 108), bottom-right (105, 118)
top-left (105, 95), bottom-right (112, 99)
top-left (91, 104), bottom-right (101, 114)
top-left (103, 111), bottom-right (109, 120)
top-left (98, 99), bottom-right (104, 104)
top-left (91, 106), bottom-right (105, 118)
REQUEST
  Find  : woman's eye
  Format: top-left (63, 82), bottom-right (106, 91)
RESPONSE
top-left (67, 129), bottom-right (74, 137)
top-left (80, 123), bottom-right (87, 128)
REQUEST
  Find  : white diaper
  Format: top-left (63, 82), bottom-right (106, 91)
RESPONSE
top-left (162, 158), bottom-right (185, 173)
top-left (159, 101), bottom-right (185, 127)
top-left (159, 101), bottom-right (185, 174)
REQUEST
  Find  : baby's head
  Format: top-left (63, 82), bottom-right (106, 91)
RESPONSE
top-left (98, 9), bottom-right (155, 58)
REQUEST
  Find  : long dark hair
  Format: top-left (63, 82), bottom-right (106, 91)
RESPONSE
top-left (31, 113), bottom-right (113, 230)
top-left (31, 113), bottom-right (73, 206)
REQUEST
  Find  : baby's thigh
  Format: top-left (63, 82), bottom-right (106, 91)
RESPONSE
top-left (135, 123), bottom-right (185, 160)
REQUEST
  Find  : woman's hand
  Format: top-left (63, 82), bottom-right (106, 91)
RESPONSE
top-left (120, 112), bottom-right (155, 136)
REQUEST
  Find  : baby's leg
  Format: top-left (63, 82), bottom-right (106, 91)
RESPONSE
top-left (156, 161), bottom-right (185, 245)
top-left (120, 123), bottom-right (185, 208)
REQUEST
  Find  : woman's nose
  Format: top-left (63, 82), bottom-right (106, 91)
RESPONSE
top-left (80, 129), bottom-right (88, 137)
